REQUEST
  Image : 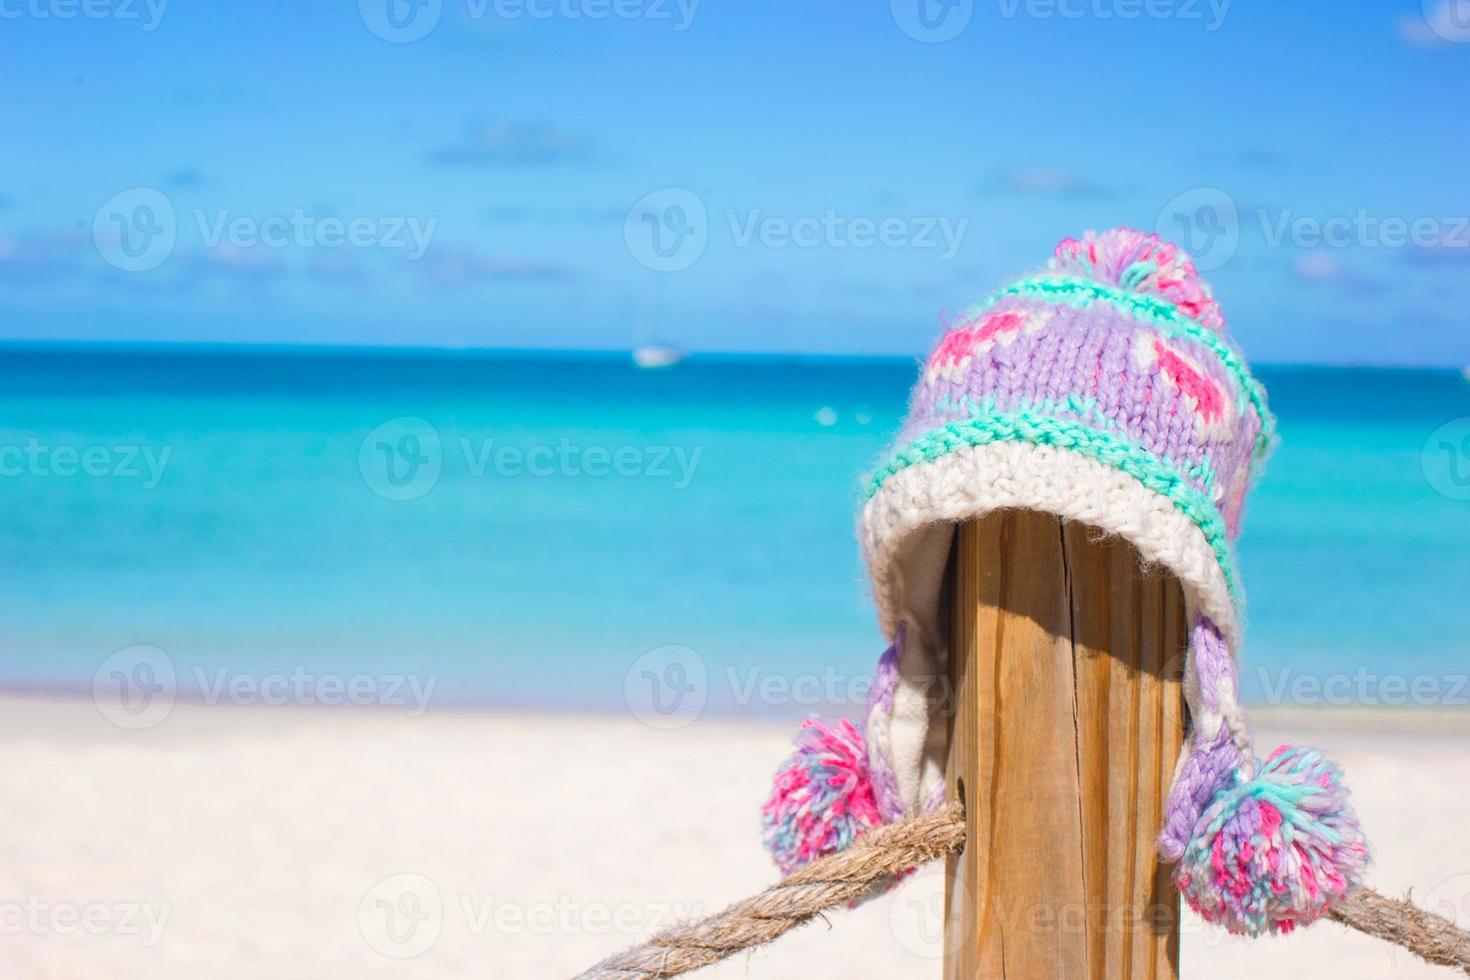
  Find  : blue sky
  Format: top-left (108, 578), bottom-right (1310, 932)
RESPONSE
top-left (2, 0), bottom-right (1468, 364)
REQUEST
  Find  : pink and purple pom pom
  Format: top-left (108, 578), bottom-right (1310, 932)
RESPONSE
top-left (1050, 227), bottom-right (1225, 332)
top-left (1174, 745), bottom-right (1369, 936)
top-left (761, 717), bottom-right (883, 876)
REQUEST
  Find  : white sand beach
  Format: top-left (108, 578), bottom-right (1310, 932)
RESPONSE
top-left (3, 696), bottom-right (1468, 979)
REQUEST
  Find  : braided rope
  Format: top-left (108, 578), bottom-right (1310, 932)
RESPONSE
top-left (576, 804), bottom-right (1470, 979)
top-left (1330, 890), bottom-right (1470, 974)
top-left (575, 803), bottom-right (964, 979)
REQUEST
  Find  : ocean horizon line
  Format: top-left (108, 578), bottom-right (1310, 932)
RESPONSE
top-left (0, 338), bottom-right (1465, 375)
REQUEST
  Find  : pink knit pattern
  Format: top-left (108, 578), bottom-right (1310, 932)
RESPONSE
top-left (1051, 228), bottom-right (1224, 332)
top-left (925, 309), bottom-right (1044, 384)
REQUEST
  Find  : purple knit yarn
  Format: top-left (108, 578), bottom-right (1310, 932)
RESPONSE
top-left (1158, 615), bottom-right (1248, 861)
top-left (864, 624), bottom-right (906, 823)
top-left (922, 779), bottom-right (948, 814)
top-left (902, 292), bottom-right (1264, 536)
top-left (1159, 725), bottom-right (1244, 861)
top-left (865, 624), bottom-right (902, 718)
top-left (1191, 613), bottom-right (1236, 716)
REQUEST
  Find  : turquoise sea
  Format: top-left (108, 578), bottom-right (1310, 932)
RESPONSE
top-left (1, 346), bottom-right (1467, 714)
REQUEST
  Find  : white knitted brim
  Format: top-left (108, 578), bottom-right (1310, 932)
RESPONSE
top-left (860, 440), bottom-right (1241, 648)
top-left (858, 441), bottom-right (1244, 815)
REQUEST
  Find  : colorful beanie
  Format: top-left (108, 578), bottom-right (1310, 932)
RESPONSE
top-left (762, 228), bottom-right (1369, 937)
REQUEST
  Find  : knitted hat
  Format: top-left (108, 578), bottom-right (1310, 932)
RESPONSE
top-left (762, 228), bottom-right (1369, 937)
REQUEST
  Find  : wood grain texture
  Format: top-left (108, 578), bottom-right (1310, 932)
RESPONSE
top-left (944, 512), bottom-right (1185, 980)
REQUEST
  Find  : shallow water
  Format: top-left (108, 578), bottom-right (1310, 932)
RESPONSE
top-left (1, 347), bottom-right (1465, 715)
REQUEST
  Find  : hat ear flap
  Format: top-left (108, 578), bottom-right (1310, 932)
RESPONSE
top-left (860, 625), bottom-right (907, 824)
top-left (862, 619), bottom-right (949, 821)
top-left (1161, 616), bottom-right (1371, 936)
top-left (760, 626), bottom-right (936, 902)
top-left (1159, 615), bottom-right (1253, 861)
top-left (760, 627), bottom-right (911, 877)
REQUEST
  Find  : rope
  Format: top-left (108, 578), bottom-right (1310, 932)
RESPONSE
top-left (1330, 890), bottom-right (1470, 974)
top-left (576, 804), bottom-right (1470, 979)
top-left (575, 803), bottom-right (965, 979)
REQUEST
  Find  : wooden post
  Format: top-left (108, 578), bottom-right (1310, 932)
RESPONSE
top-left (943, 510), bottom-right (1186, 979)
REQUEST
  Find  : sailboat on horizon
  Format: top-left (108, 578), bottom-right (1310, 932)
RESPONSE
top-left (630, 288), bottom-right (685, 369)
